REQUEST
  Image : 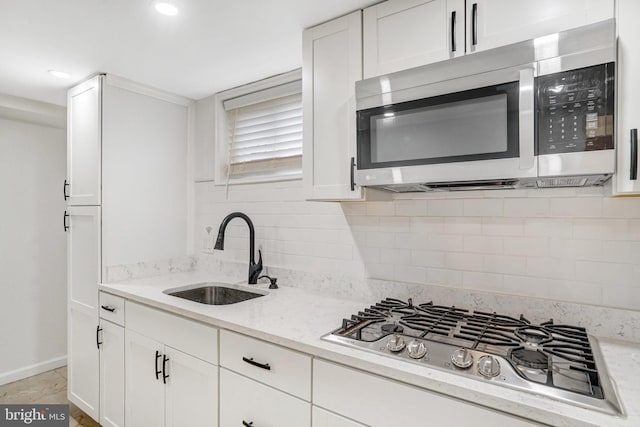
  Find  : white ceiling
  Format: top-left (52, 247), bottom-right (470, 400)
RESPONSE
top-left (0, 0), bottom-right (376, 106)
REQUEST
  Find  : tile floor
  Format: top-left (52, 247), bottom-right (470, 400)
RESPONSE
top-left (0, 366), bottom-right (99, 427)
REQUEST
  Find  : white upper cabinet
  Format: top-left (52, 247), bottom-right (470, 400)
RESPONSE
top-left (467, 0), bottom-right (614, 53)
top-left (303, 11), bottom-right (364, 200)
top-left (363, 0), bottom-right (464, 78)
top-left (362, 0), bottom-right (613, 78)
top-left (614, 0), bottom-right (640, 195)
top-left (67, 75), bottom-right (102, 206)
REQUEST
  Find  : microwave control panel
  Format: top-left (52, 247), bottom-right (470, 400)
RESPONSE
top-left (537, 63), bottom-right (614, 155)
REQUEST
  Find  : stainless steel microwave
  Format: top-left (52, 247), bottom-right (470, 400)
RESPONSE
top-left (355, 20), bottom-right (616, 192)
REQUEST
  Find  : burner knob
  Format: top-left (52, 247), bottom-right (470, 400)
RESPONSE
top-left (478, 355), bottom-right (501, 378)
top-left (386, 334), bottom-right (405, 352)
top-left (451, 348), bottom-right (473, 369)
top-left (406, 340), bottom-right (427, 359)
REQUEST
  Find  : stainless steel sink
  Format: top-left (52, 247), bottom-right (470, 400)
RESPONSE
top-left (164, 283), bottom-right (265, 305)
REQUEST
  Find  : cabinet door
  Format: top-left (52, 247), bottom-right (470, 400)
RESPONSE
top-left (100, 320), bottom-right (125, 427)
top-left (67, 75), bottom-right (102, 205)
top-left (303, 11), bottom-right (364, 201)
top-left (363, 0), bottom-right (464, 78)
top-left (67, 206), bottom-right (101, 420)
top-left (68, 308), bottom-right (99, 420)
top-left (220, 368), bottom-right (310, 427)
top-left (125, 330), bottom-right (165, 427)
top-left (466, 0), bottom-right (613, 53)
top-left (615, 0), bottom-right (640, 195)
top-left (313, 407), bottom-right (366, 427)
top-left (164, 346), bottom-right (218, 427)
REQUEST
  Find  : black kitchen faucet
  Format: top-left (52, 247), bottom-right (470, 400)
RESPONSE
top-left (214, 212), bottom-right (262, 284)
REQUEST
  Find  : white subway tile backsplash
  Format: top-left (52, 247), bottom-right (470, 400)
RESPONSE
top-left (379, 216), bottom-right (411, 232)
top-left (575, 261), bottom-right (633, 285)
top-left (504, 198), bottom-right (550, 217)
top-left (366, 201), bottom-right (395, 216)
top-left (427, 234), bottom-right (464, 252)
top-left (483, 255), bottom-right (527, 275)
top-left (573, 219), bottom-right (629, 240)
top-left (547, 279), bottom-right (603, 307)
top-left (463, 271), bottom-right (504, 291)
top-left (526, 257), bottom-right (575, 280)
top-left (195, 181), bottom-right (640, 311)
top-left (410, 217), bottom-right (445, 233)
top-left (446, 252), bottom-right (483, 271)
top-left (428, 199), bottom-right (464, 216)
top-left (394, 200), bottom-right (427, 216)
top-left (365, 231), bottom-right (396, 248)
top-left (550, 197), bottom-right (603, 218)
top-left (463, 199), bottom-right (503, 217)
top-left (548, 239), bottom-right (602, 261)
top-left (482, 217), bottom-right (524, 236)
top-left (444, 217), bottom-right (482, 235)
top-left (524, 218), bottom-right (573, 238)
top-left (463, 235), bottom-right (503, 254)
top-left (410, 250), bottom-right (446, 268)
top-left (427, 268), bottom-right (463, 286)
top-left (503, 236), bottom-right (548, 257)
top-left (394, 265), bottom-right (427, 284)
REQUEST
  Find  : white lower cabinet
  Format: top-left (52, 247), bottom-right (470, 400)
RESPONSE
top-left (313, 407), bottom-right (365, 427)
top-left (124, 303), bottom-right (219, 427)
top-left (99, 319), bottom-right (125, 427)
top-left (219, 368), bottom-right (310, 427)
top-left (313, 359), bottom-right (542, 427)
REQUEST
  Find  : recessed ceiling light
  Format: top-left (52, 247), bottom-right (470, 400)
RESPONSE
top-left (155, 2), bottom-right (179, 16)
top-left (48, 70), bottom-right (70, 79)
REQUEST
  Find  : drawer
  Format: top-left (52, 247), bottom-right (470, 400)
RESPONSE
top-left (126, 301), bottom-right (218, 364)
top-left (313, 407), bottom-right (366, 427)
top-left (220, 368), bottom-right (310, 427)
top-left (99, 292), bottom-right (125, 326)
top-left (313, 359), bottom-right (542, 427)
top-left (220, 330), bottom-right (311, 400)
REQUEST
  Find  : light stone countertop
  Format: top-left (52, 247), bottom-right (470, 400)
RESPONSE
top-left (100, 271), bottom-right (640, 427)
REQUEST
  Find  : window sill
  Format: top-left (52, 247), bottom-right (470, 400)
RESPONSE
top-left (213, 173), bottom-right (302, 186)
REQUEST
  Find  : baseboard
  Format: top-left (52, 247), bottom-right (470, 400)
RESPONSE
top-left (0, 356), bottom-right (67, 386)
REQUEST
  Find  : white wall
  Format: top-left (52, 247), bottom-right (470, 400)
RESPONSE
top-left (0, 114), bottom-right (67, 384)
top-left (195, 179), bottom-right (640, 311)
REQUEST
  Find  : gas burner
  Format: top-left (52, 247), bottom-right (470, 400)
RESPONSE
top-left (381, 323), bottom-right (404, 334)
top-left (323, 297), bottom-right (622, 415)
top-left (514, 326), bottom-right (552, 346)
top-left (510, 348), bottom-right (549, 370)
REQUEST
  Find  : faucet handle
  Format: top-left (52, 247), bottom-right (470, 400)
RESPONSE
top-left (256, 249), bottom-right (262, 268)
top-left (258, 275), bottom-right (278, 289)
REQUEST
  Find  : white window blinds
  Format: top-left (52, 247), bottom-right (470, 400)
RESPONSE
top-left (223, 80), bottom-right (302, 179)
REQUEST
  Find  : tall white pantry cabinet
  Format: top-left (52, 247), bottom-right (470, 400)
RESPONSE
top-left (65, 74), bottom-right (191, 426)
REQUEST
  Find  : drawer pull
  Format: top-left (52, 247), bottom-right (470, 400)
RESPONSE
top-left (242, 356), bottom-right (271, 371)
top-left (162, 355), bottom-right (170, 384)
top-left (96, 325), bottom-right (102, 349)
top-left (101, 305), bottom-right (116, 313)
top-left (155, 351), bottom-right (162, 380)
top-left (242, 421), bottom-right (253, 427)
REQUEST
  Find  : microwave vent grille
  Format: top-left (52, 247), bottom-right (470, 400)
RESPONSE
top-left (536, 177), bottom-right (588, 187)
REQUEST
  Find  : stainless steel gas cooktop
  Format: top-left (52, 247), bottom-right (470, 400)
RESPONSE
top-left (322, 298), bottom-right (622, 415)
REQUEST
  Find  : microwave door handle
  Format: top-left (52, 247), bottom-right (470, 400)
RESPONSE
top-left (518, 67), bottom-right (536, 171)
top-left (631, 128), bottom-right (638, 181)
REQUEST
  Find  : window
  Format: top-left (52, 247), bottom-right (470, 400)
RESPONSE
top-left (214, 69), bottom-right (302, 184)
